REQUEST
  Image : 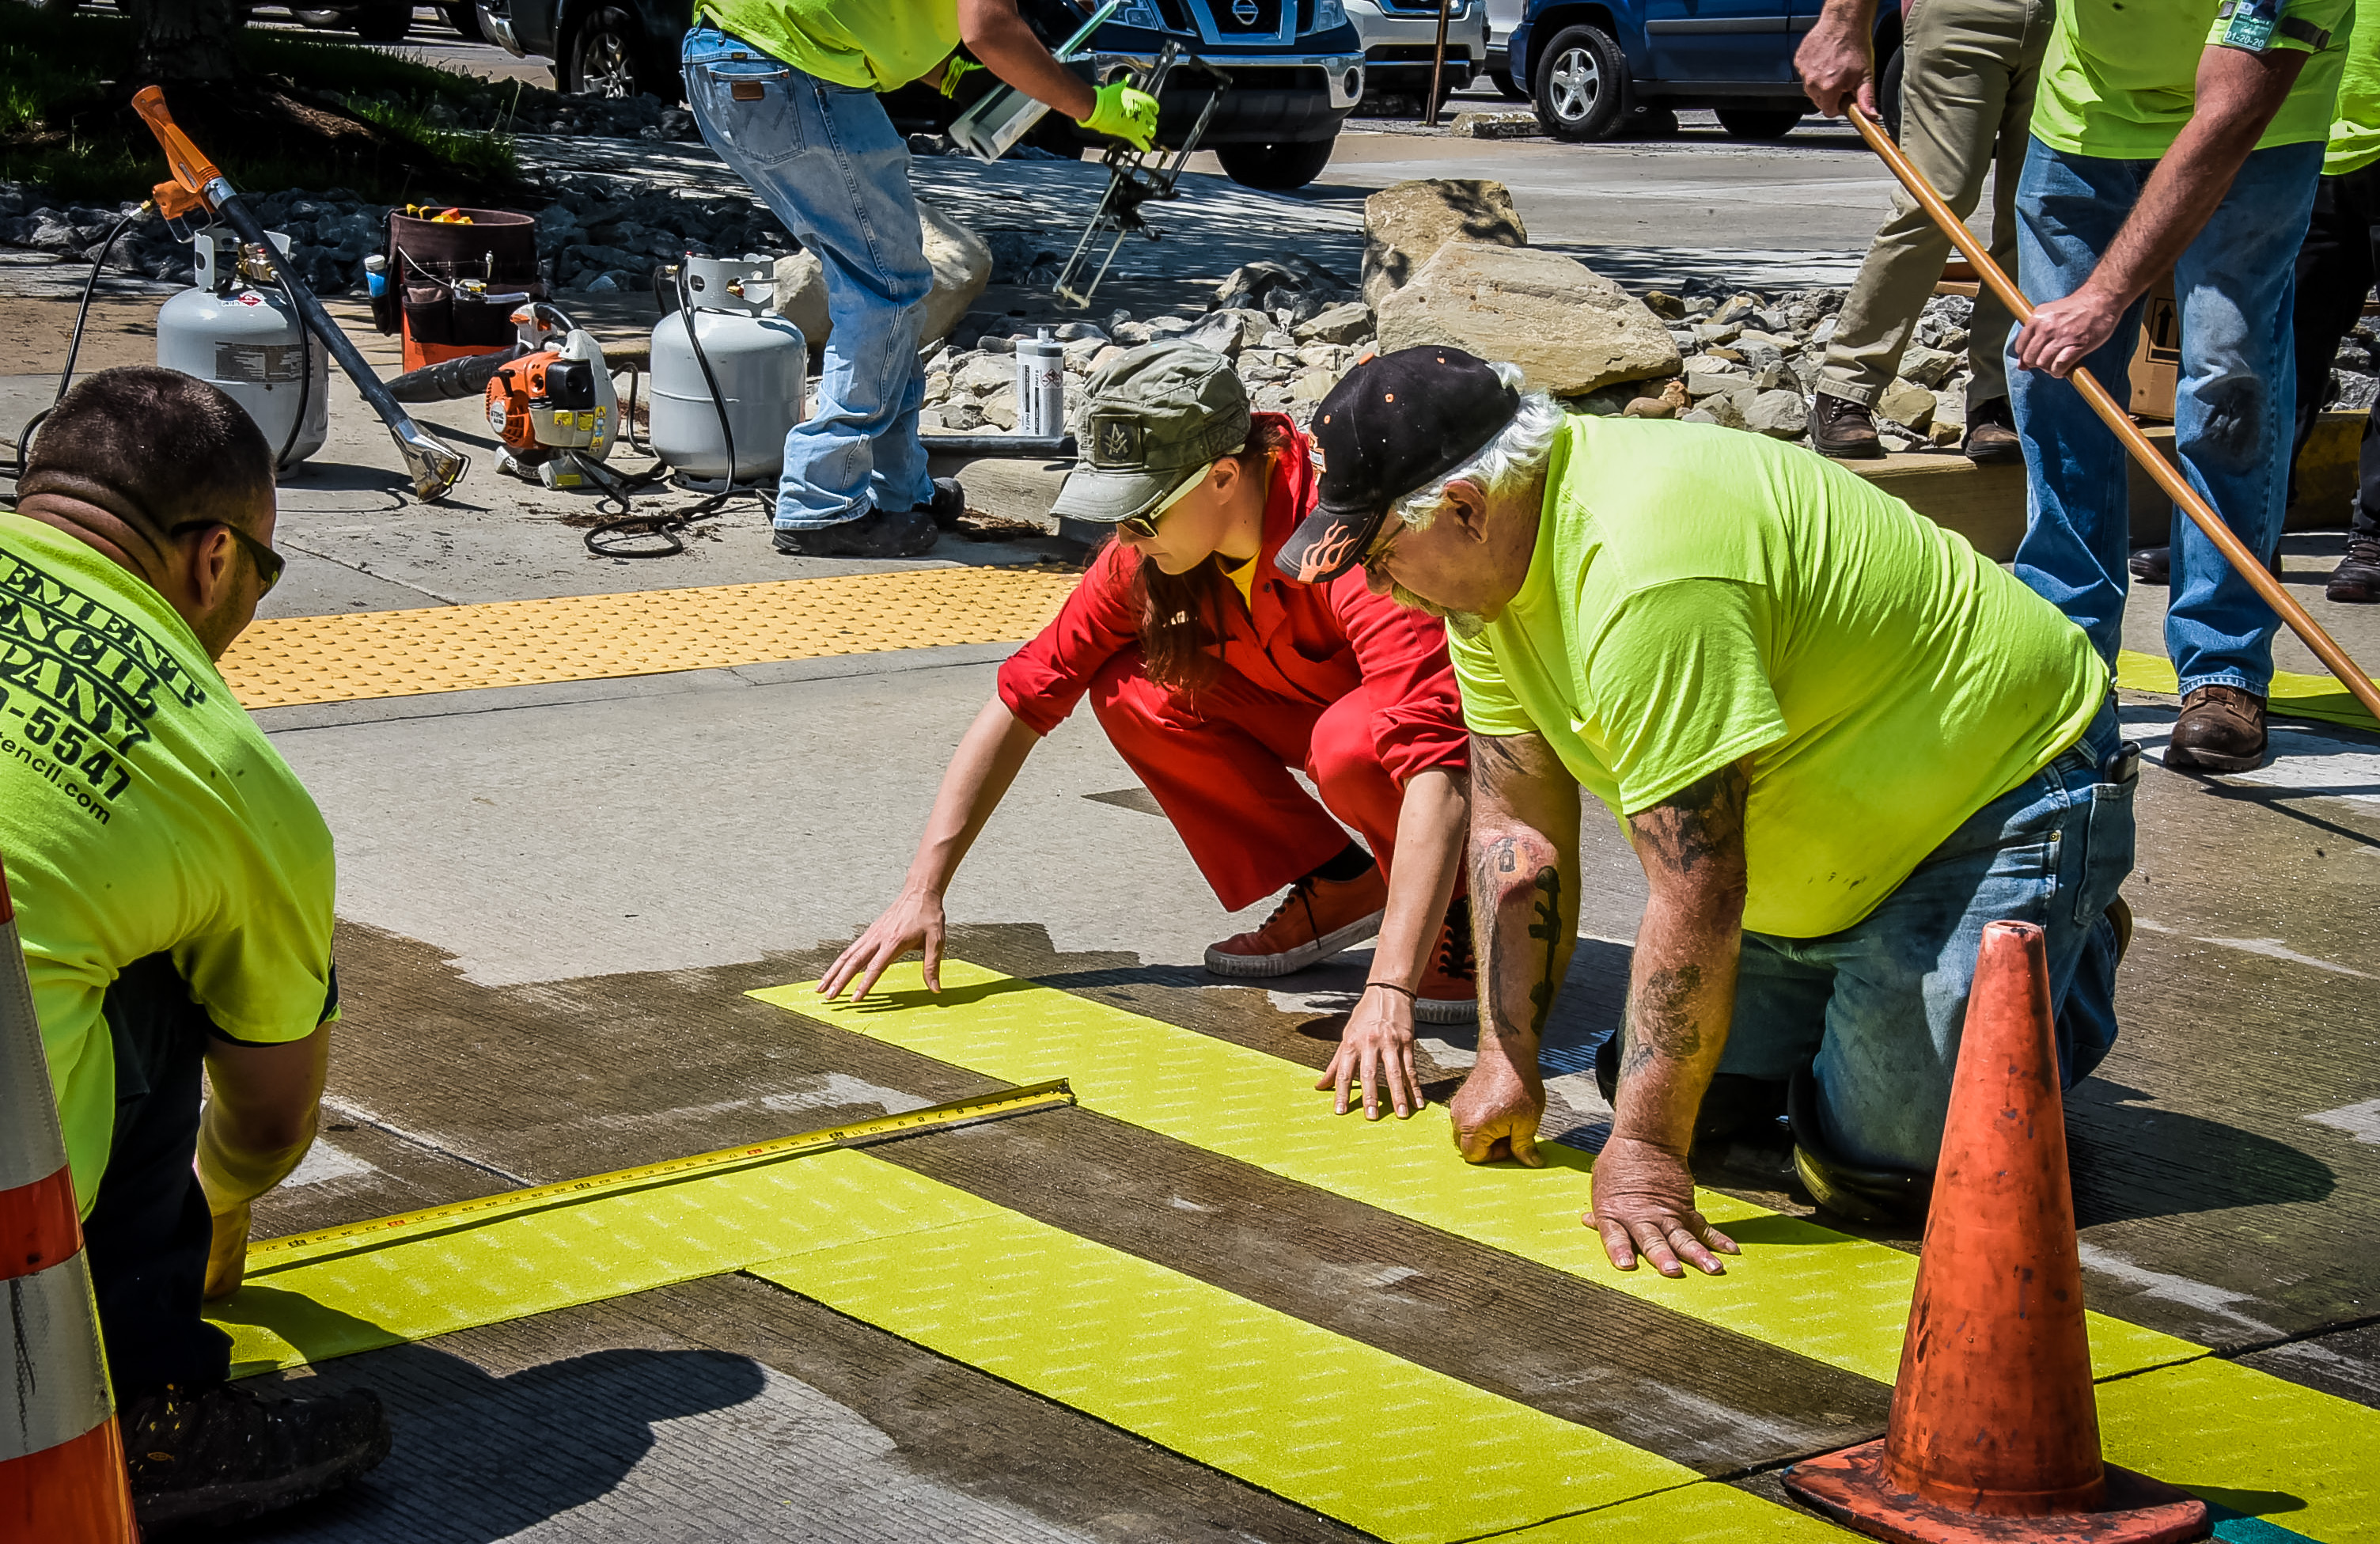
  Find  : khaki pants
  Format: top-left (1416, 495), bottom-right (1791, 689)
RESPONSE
top-left (1817, 0), bottom-right (2054, 409)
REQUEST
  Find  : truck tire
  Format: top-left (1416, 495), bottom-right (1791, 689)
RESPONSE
top-left (1715, 106), bottom-right (1804, 140)
top-left (1489, 68), bottom-right (1525, 101)
top-left (1531, 24), bottom-right (1628, 142)
top-left (1217, 138), bottom-right (1336, 191)
top-left (354, 2), bottom-right (414, 40)
top-left (441, 1), bottom-right (483, 40)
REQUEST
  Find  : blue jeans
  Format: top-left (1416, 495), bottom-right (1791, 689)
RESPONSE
top-left (2009, 136), bottom-right (2325, 696)
top-left (1715, 704), bottom-right (2136, 1173)
top-left (682, 27), bottom-right (933, 529)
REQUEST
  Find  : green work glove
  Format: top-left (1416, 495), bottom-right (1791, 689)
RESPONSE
top-left (1080, 81), bottom-right (1159, 150)
top-left (936, 55), bottom-right (981, 98)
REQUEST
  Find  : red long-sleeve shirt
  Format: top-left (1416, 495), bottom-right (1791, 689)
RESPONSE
top-left (997, 417), bottom-right (1469, 788)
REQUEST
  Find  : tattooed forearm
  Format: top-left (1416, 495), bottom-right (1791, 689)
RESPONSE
top-left (1526, 867), bottom-right (1561, 1038)
top-left (1635, 763), bottom-right (1750, 878)
top-left (1622, 962), bottom-right (1704, 1067)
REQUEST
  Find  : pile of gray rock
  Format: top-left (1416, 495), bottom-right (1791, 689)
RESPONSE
top-left (0, 176), bottom-right (794, 298)
top-left (534, 176), bottom-right (793, 291)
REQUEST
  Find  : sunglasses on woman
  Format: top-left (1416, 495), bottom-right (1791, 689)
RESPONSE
top-left (169, 519), bottom-right (286, 597)
top-left (1117, 462), bottom-right (1217, 541)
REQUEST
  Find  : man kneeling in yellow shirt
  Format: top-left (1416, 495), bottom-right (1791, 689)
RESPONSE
top-left (1279, 346), bottom-right (2135, 1272)
top-left (4, 368), bottom-right (388, 1531)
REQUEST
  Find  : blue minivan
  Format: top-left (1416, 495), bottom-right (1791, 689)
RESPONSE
top-left (1506, 0), bottom-right (1902, 141)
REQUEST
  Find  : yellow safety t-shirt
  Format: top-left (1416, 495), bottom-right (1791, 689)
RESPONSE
top-left (1449, 418), bottom-right (2105, 940)
top-left (2325, 3), bottom-right (2378, 174)
top-left (703, 0), bottom-right (960, 91)
top-left (0, 514), bottom-right (336, 1216)
top-left (2031, 0), bottom-right (2356, 158)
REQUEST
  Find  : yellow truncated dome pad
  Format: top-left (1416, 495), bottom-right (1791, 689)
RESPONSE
top-left (219, 567), bottom-right (1079, 709)
top-left (758, 960), bottom-right (2380, 1544)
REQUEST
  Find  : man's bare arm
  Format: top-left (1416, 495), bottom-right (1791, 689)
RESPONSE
top-left (1794, 0), bottom-right (1882, 119)
top-left (958, 0), bottom-right (1097, 119)
top-left (199, 1021), bottom-right (332, 1298)
top-left (1450, 730), bottom-right (1579, 1167)
top-left (1592, 761), bottom-right (1750, 1277)
top-left (2014, 44), bottom-right (2312, 377)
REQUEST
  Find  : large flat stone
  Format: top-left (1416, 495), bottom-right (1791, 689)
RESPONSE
top-left (1374, 241), bottom-right (1681, 396)
top-left (1360, 178), bottom-right (1527, 311)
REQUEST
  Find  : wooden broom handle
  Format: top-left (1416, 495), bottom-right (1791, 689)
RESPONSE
top-left (1844, 102), bottom-right (2380, 723)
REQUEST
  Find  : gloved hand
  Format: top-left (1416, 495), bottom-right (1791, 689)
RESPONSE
top-left (1079, 82), bottom-right (1159, 150)
top-left (936, 55), bottom-right (981, 98)
top-left (204, 1201), bottom-right (251, 1302)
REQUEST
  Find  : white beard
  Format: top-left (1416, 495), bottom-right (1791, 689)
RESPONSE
top-left (1389, 582), bottom-right (1487, 639)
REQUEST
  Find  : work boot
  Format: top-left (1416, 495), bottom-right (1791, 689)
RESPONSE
top-left (123, 1379), bottom-right (392, 1535)
top-left (2128, 544), bottom-right (2171, 584)
top-left (1414, 895), bottom-right (1477, 1024)
top-left (922, 476), bottom-right (968, 530)
top-left (1206, 866), bottom-right (1388, 977)
top-left (1960, 395), bottom-right (2021, 464)
top-left (1811, 392), bottom-right (1884, 460)
top-left (2165, 684), bottom-right (2267, 772)
top-left (2328, 533), bottom-right (2380, 602)
top-left (774, 503), bottom-right (938, 559)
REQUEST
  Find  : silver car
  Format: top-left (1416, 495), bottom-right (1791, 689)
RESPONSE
top-left (1341, 0), bottom-right (1490, 105)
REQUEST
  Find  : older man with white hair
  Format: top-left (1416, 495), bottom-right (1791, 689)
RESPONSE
top-left (1276, 345), bottom-right (2137, 1268)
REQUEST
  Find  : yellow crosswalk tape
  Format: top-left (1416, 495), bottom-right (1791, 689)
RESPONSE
top-left (755, 961), bottom-right (2192, 1386)
top-left (220, 566), bottom-right (1078, 709)
top-left (208, 1084), bottom-right (1069, 1375)
top-left (756, 959), bottom-right (2380, 1544)
top-left (748, 1200), bottom-right (1801, 1544)
top-left (2117, 649), bottom-right (2378, 732)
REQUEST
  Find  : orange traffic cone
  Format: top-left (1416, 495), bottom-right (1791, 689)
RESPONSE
top-left (1783, 921), bottom-right (2210, 1544)
top-left (0, 860), bottom-right (138, 1542)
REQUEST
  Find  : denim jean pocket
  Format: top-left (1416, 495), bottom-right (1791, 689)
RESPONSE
top-left (690, 59), bottom-right (805, 168)
top-left (2070, 760), bottom-right (2139, 926)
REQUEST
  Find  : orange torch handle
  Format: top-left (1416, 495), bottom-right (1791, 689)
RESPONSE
top-left (131, 86), bottom-right (226, 209)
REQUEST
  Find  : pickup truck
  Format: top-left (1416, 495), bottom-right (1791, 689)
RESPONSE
top-left (478, 0), bottom-right (1366, 189)
top-left (1507, 0), bottom-right (1900, 140)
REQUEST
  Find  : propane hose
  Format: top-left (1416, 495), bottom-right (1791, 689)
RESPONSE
top-left (4, 201), bottom-right (153, 495)
top-left (579, 266), bottom-right (774, 556)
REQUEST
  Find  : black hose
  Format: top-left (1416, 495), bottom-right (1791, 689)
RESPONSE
top-left (674, 265), bottom-right (741, 487)
top-left (7, 202), bottom-right (151, 490)
top-left (269, 248), bottom-right (313, 472)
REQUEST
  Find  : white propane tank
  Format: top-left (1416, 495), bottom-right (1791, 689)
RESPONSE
top-left (649, 256), bottom-right (805, 486)
top-left (155, 227), bottom-right (330, 471)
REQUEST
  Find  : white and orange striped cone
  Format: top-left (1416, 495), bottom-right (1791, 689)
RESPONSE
top-left (0, 859), bottom-right (138, 1542)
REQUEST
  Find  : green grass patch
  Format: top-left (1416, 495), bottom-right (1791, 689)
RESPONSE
top-left (2, 8), bottom-right (521, 202)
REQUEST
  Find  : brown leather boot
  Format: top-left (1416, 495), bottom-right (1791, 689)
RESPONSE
top-left (2166, 685), bottom-right (2267, 772)
top-left (1961, 395), bottom-right (2021, 463)
top-left (1811, 392), bottom-right (1884, 460)
top-left (2328, 533), bottom-right (2380, 602)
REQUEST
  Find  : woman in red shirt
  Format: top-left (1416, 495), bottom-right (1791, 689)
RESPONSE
top-left (821, 343), bottom-right (1472, 1119)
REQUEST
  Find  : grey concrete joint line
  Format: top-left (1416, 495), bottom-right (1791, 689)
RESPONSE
top-left (279, 535), bottom-right (468, 607)
top-left (318, 1094), bottom-right (532, 1187)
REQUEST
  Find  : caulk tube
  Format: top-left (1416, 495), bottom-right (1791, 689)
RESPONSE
top-left (949, 0), bottom-right (1122, 161)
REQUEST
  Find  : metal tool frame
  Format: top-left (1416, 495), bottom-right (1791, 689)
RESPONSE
top-left (1052, 45), bottom-right (1232, 312)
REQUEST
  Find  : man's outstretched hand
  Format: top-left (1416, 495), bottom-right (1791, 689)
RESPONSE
top-left (1450, 1055), bottom-right (1546, 1167)
top-left (1590, 1134), bottom-right (1738, 1277)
